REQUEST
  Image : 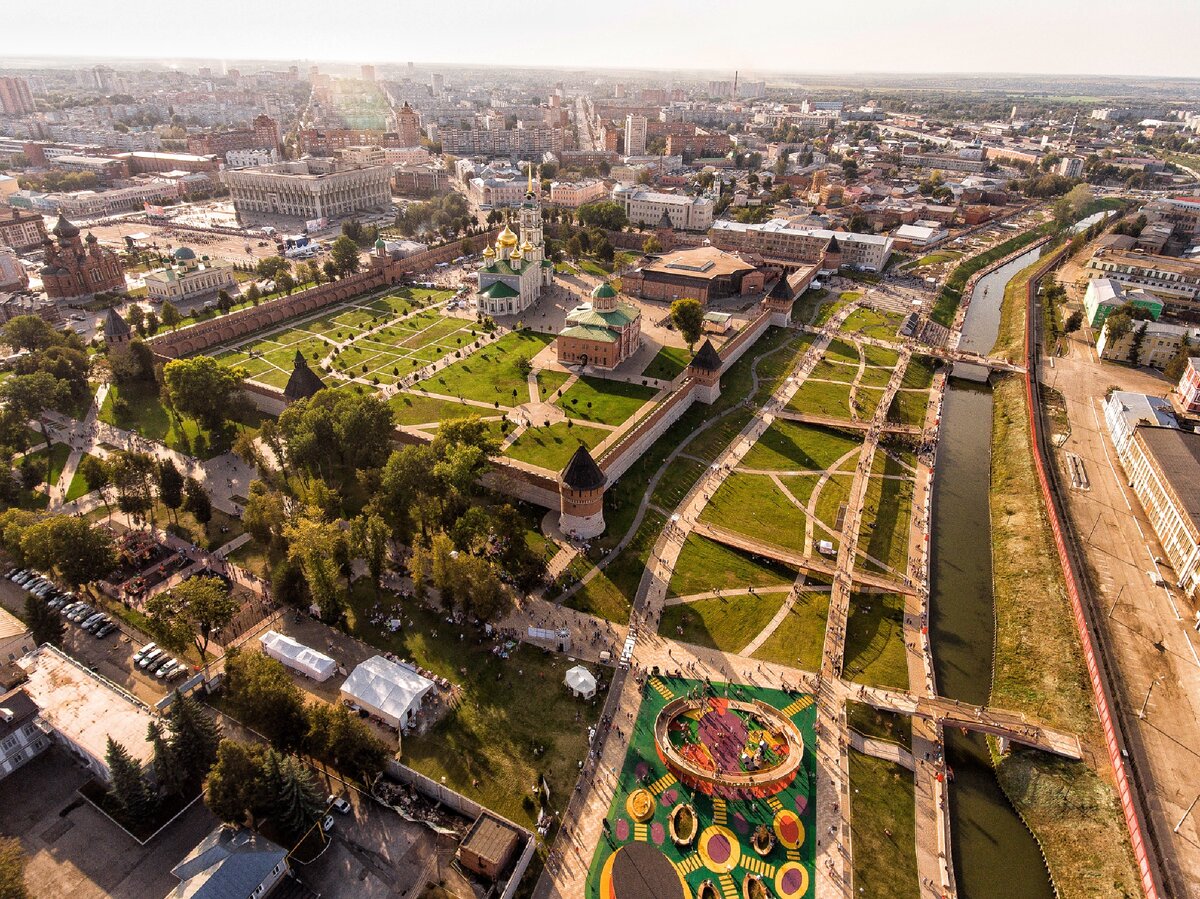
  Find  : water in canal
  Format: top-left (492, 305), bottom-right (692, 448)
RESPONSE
top-left (928, 250), bottom-right (1056, 897)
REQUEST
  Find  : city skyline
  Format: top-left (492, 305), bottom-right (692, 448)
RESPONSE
top-left (7, 0), bottom-right (1200, 80)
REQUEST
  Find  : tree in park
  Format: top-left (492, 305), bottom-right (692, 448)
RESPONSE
top-left (350, 511), bottom-right (390, 590)
top-left (1164, 336), bottom-right (1193, 382)
top-left (284, 516), bottom-right (347, 622)
top-left (305, 702), bottom-right (388, 783)
top-left (0, 371), bottom-right (71, 482)
top-left (3, 315), bottom-right (60, 352)
top-left (670, 297), bottom-right (705, 351)
top-left (0, 836), bottom-right (28, 899)
top-left (642, 235), bottom-right (662, 255)
top-left (205, 740), bottom-right (269, 828)
top-left (276, 271), bottom-right (295, 295)
top-left (183, 477), bottom-right (213, 526)
top-left (25, 593), bottom-right (64, 647)
top-left (105, 737), bottom-right (158, 826)
top-left (264, 750), bottom-right (326, 840)
top-left (223, 649), bottom-right (309, 750)
top-left (160, 300), bottom-right (182, 331)
top-left (330, 235), bottom-right (361, 275)
top-left (1064, 310), bottom-right (1083, 334)
top-left (322, 259), bottom-right (339, 283)
top-left (216, 289), bottom-right (234, 314)
top-left (157, 458), bottom-right (184, 521)
top-left (163, 686), bottom-right (222, 787)
top-left (19, 515), bottom-right (116, 587)
top-left (255, 255), bottom-right (291, 281)
top-left (276, 389), bottom-right (395, 487)
top-left (242, 480), bottom-right (287, 547)
top-left (148, 720), bottom-right (184, 798)
top-left (126, 304), bottom-right (146, 335)
top-left (78, 455), bottom-right (113, 512)
top-left (109, 450), bottom-right (156, 522)
top-left (162, 356), bottom-right (243, 431)
top-left (576, 200), bottom-right (628, 231)
top-left (146, 575), bottom-right (238, 659)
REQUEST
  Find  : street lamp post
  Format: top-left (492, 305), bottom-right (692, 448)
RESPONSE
top-left (1136, 677), bottom-right (1160, 720)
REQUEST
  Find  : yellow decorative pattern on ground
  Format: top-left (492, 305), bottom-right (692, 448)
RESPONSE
top-left (782, 695), bottom-right (815, 717)
top-left (774, 861), bottom-right (811, 898)
top-left (649, 772), bottom-right (678, 795)
top-left (773, 809), bottom-right (804, 850)
top-left (627, 788), bottom-right (654, 822)
top-left (698, 825), bottom-right (741, 875)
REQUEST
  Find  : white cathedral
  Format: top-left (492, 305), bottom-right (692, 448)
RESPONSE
top-left (476, 169), bottom-right (554, 317)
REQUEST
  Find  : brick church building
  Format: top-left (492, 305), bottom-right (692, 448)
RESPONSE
top-left (39, 213), bottom-right (126, 301)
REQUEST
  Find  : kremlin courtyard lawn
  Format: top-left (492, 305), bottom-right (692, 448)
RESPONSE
top-left (415, 330), bottom-right (566, 405)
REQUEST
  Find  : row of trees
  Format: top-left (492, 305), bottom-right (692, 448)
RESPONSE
top-left (0, 508), bottom-right (116, 587)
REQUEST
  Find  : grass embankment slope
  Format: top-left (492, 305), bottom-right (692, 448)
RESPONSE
top-left (987, 259), bottom-right (1140, 896)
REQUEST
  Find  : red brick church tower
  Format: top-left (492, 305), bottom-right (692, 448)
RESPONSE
top-left (39, 213), bottom-right (125, 302)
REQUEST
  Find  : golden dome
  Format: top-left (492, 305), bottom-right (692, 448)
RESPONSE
top-left (521, 239), bottom-right (534, 252)
top-left (482, 244), bottom-right (496, 257)
top-left (511, 248), bottom-right (523, 261)
top-left (497, 224), bottom-right (518, 247)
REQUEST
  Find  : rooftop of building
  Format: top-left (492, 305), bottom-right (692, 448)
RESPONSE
top-left (0, 605), bottom-right (28, 643)
top-left (1108, 391), bottom-right (1178, 431)
top-left (168, 826), bottom-right (287, 899)
top-left (459, 813), bottom-right (521, 869)
top-left (1090, 246), bottom-right (1200, 277)
top-left (711, 217), bottom-right (893, 246)
top-left (0, 688), bottom-right (39, 742)
top-left (638, 246), bottom-right (756, 280)
top-left (16, 644), bottom-right (156, 769)
top-left (1134, 426), bottom-right (1200, 534)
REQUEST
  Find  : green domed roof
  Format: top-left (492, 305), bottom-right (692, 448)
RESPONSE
top-left (172, 246), bottom-right (197, 261)
top-left (375, 236), bottom-right (386, 251)
top-left (591, 281), bottom-right (617, 300)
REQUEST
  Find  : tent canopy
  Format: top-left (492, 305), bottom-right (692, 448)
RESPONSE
top-left (259, 630), bottom-right (336, 682)
top-left (565, 665), bottom-right (597, 698)
top-left (340, 655), bottom-right (434, 730)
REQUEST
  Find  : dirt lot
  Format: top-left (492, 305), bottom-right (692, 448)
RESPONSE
top-left (0, 749), bottom-right (218, 899)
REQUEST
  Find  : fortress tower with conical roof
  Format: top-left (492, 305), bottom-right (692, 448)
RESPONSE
top-left (559, 445), bottom-right (607, 539)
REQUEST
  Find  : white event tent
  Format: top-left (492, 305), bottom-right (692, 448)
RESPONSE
top-left (340, 655), bottom-right (435, 731)
top-left (564, 665), bottom-right (597, 700)
top-left (258, 630), bottom-right (337, 682)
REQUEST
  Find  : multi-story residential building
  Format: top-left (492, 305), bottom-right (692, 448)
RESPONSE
top-left (1143, 196), bottom-right (1200, 240)
top-left (438, 126), bottom-right (564, 158)
top-left (395, 102), bottom-right (422, 147)
top-left (383, 146), bottom-right (431, 166)
top-left (1118, 426), bottom-right (1200, 600)
top-left (1097, 318), bottom-right (1200, 368)
top-left (49, 155), bottom-right (129, 182)
top-left (612, 186), bottom-right (714, 231)
top-left (665, 132), bottom-right (732, 158)
top-left (1175, 357), bottom-right (1200, 415)
top-left (1057, 156), bottom-right (1085, 178)
top-left (16, 645), bottom-right (156, 784)
top-left (167, 828), bottom-right (290, 899)
top-left (335, 145), bottom-right (387, 168)
top-left (0, 689), bottom-right (50, 781)
top-left (709, 218), bottom-right (894, 272)
top-left (393, 164), bottom-right (448, 197)
top-left (548, 180), bottom-right (609, 208)
top-left (624, 115), bottom-right (647, 157)
top-left (223, 159), bottom-right (392, 219)
top-left (0, 207), bottom-right (47, 252)
top-left (144, 247), bottom-right (236, 304)
top-left (1085, 244), bottom-right (1200, 319)
top-left (118, 151), bottom-right (220, 175)
top-left (186, 114), bottom-right (281, 157)
top-left (0, 77), bottom-right (35, 116)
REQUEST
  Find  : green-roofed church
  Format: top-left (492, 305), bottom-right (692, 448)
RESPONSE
top-left (556, 280), bottom-right (642, 370)
top-left (475, 166), bottom-right (553, 316)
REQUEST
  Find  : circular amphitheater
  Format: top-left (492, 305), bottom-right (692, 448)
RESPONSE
top-left (653, 696), bottom-right (805, 798)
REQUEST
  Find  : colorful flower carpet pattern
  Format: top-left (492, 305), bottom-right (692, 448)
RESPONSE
top-left (587, 676), bottom-right (817, 899)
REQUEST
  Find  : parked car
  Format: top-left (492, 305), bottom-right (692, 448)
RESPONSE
top-left (328, 795), bottom-right (351, 815)
top-left (166, 665), bottom-right (188, 682)
top-left (68, 605), bottom-right (94, 623)
top-left (133, 642), bottom-right (157, 661)
top-left (321, 815), bottom-right (335, 833)
top-left (138, 648), bottom-right (164, 669)
top-left (80, 613), bottom-right (106, 631)
top-left (94, 622), bottom-right (117, 638)
top-left (154, 659), bottom-right (178, 678)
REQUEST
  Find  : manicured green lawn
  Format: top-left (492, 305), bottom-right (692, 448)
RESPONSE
top-left (849, 751), bottom-right (919, 899)
top-left (642, 345), bottom-right (691, 381)
top-left (415, 330), bottom-right (557, 406)
top-left (813, 474), bottom-right (853, 537)
top-left (344, 587), bottom-right (600, 830)
top-left (101, 382), bottom-right (256, 458)
top-left (750, 589), bottom-right (829, 670)
top-left (504, 421), bottom-right (608, 471)
top-left (825, 338), bottom-right (861, 364)
top-left (807, 359), bottom-right (859, 383)
top-left (858, 454), bottom-right (914, 575)
top-left (887, 390), bottom-right (931, 428)
top-left (852, 386), bottom-right (886, 421)
top-left (740, 420), bottom-right (861, 472)
top-left (64, 453), bottom-right (101, 501)
top-left (660, 592), bottom-right (787, 654)
top-left (565, 567), bottom-right (631, 623)
top-left (651, 458), bottom-right (707, 510)
top-left (700, 473), bottom-right (809, 553)
top-left (668, 535), bottom-right (796, 597)
top-left (846, 700), bottom-right (912, 751)
top-left (556, 375), bottom-right (656, 426)
top-left (389, 392), bottom-right (494, 426)
top-left (862, 345), bottom-right (900, 368)
top-left (902, 355), bottom-right (937, 389)
top-left (843, 592), bottom-right (909, 690)
top-left (787, 378), bottom-right (853, 419)
top-left (843, 308), bottom-right (903, 341)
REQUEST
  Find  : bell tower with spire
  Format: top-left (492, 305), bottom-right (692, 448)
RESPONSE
top-left (517, 163), bottom-right (549, 284)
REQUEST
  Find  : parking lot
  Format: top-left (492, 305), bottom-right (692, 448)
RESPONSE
top-left (0, 749), bottom-right (218, 899)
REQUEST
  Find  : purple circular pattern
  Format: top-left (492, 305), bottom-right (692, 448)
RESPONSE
top-left (660, 788), bottom-right (678, 807)
top-left (707, 834), bottom-right (731, 864)
top-left (794, 794), bottom-right (808, 815)
top-left (782, 869), bottom-right (803, 892)
top-left (615, 818), bottom-right (629, 841)
top-left (650, 822), bottom-right (665, 845)
top-left (732, 812), bottom-right (750, 835)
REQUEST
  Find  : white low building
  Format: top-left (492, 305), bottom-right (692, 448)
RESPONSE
top-left (1103, 391), bottom-right (1177, 458)
top-left (340, 656), bottom-right (435, 731)
top-left (259, 631), bottom-right (336, 682)
top-left (143, 246), bottom-right (236, 304)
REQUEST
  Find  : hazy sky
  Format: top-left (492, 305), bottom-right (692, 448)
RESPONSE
top-left (8, 0), bottom-right (1199, 79)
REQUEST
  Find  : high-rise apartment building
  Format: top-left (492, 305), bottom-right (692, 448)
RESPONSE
top-left (624, 114), bottom-right (647, 157)
top-left (0, 77), bottom-right (34, 116)
top-left (396, 102), bottom-right (421, 147)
